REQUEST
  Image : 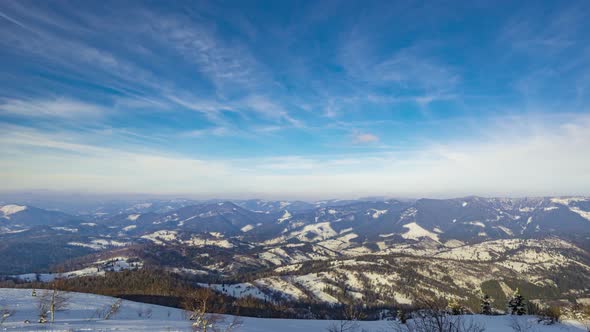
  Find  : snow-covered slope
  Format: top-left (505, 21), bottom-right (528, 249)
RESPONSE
top-left (0, 289), bottom-right (586, 331)
top-left (9, 256), bottom-right (142, 282)
top-left (0, 205), bottom-right (27, 217)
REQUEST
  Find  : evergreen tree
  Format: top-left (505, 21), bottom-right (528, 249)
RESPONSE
top-left (507, 288), bottom-right (526, 315)
top-left (481, 294), bottom-right (492, 315)
top-left (396, 308), bottom-right (407, 324)
top-left (447, 298), bottom-right (463, 315)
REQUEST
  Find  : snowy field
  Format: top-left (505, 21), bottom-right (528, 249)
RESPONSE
top-left (0, 288), bottom-right (587, 331)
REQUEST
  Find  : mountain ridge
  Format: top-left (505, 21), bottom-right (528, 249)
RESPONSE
top-left (2, 196), bottom-right (590, 308)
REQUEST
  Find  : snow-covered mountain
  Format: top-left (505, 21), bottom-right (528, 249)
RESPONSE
top-left (0, 204), bottom-right (76, 227)
top-left (1, 196), bottom-right (590, 308)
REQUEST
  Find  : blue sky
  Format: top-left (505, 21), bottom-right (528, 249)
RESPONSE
top-left (0, 0), bottom-right (589, 199)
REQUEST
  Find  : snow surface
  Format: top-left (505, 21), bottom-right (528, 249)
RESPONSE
top-left (0, 289), bottom-right (586, 331)
top-left (466, 221), bottom-right (485, 228)
top-left (401, 222), bottom-right (440, 242)
top-left (294, 222), bottom-right (337, 242)
top-left (197, 282), bottom-right (268, 301)
top-left (122, 225), bottom-right (137, 231)
top-left (51, 227), bottom-right (78, 233)
top-left (68, 239), bottom-right (128, 250)
top-left (370, 209), bottom-right (388, 219)
top-left (141, 230), bottom-right (178, 245)
top-left (127, 214), bottom-right (141, 221)
top-left (550, 197), bottom-right (588, 206)
top-left (277, 210), bottom-right (292, 223)
top-left (241, 224), bottom-right (255, 232)
top-left (0, 204), bottom-right (27, 216)
top-left (187, 236), bottom-right (234, 248)
top-left (9, 257), bottom-right (142, 282)
top-left (570, 207), bottom-right (590, 221)
top-left (497, 226), bottom-right (514, 236)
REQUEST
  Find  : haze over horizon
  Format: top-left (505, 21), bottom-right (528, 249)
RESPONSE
top-left (1, 1), bottom-right (590, 198)
top-left (1, 189), bottom-right (589, 204)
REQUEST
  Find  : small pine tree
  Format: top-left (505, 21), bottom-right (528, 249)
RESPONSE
top-left (508, 288), bottom-right (526, 315)
top-left (447, 298), bottom-right (463, 315)
top-left (396, 308), bottom-right (407, 324)
top-left (481, 294), bottom-right (492, 315)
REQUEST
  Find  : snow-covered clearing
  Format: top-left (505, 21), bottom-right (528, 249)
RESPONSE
top-left (0, 205), bottom-right (27, 217)
top-left (277, 210), bottom-right (292, 223)
top-left (401, 222), bottom-right (440, 242)
top-left (9, 257), bottom-right (142, 282)
top-left (241, 224), bottom-right (255, 232)
top-left (127, 214), bottom-right (141, 221)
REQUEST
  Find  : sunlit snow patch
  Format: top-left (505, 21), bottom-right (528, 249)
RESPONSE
top-left (401, 222), bottom-right (439, 242)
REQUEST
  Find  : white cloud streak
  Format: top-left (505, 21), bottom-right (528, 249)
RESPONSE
top-left (0, 98), bottom-right (108, 119)
top-left (1, 114), bottom-right (589, 199)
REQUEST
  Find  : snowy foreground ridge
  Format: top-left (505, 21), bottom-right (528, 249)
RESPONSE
top-left (0, 289), bottom-right (587, 331)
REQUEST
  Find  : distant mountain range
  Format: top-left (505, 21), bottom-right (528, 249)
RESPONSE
top-left (2, 196), bottom-right (590, 308)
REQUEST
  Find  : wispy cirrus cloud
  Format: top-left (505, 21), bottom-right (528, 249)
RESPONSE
top-left (0, 3), bottom-right (300, 130)
top-left (142, 11), bottom-right (273, 96)
top-left (499, 2), bottom-right (587, 56)
top-left (2, 113), bottom-right (588, 198)
top-left (168, 94), bottom-right (303, 127)
top-left (183, 127), bottom-right (234, 138)
top-left (375, 49), bottom-right (459, 92)
top-left (339, 21), bottom-right (459, 89)
top-left (0, 97), bottom-right (108, 119)
top-left (498, 2), bottom-right (590, 107)
top-left (1, 1), bottom-right (589, 198)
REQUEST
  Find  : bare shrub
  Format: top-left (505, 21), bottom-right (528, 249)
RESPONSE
top-left (580, 306), bottom-right (590, 332)
top-left (37, 289), bottom-right (70, 323)
top-left (94, 298), bottom-right (123, 320)
top-left (390, 298), bottom-right (485, 332)
top-left (508, 315), bottom-right (536, 332)
top-left (184, 288), bottom-right (243, 332)
top-left (537, 306), bottom-right (561, 325)
top-left (327, 319), bottom-right (360, 332)
top-left (136, 306), bottom-right (152, 319)
top-left (327, 304), bottom-right (365, 332)
top-left (105, 298), bottom-right (123, 320)
top-left (1, 306), bottom-right (15, 326)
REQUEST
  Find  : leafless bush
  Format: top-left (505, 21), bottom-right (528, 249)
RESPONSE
top-left (401, 315), bottom-right (485, 332)
top-left (327, 304), bottom-right (365, 332)
top-left (389, 298), bottom-right (485, 332)
top-left (580, 305), bottom-right (590, 332)
top-left (191, 313), bottom-right (243, 332)
top-left (37, 297), bottom-right (50, 323)
top-left (136, 306), bottom-right (152, 319)
top-left (94, 298), bottom-right (123, 320)
top-left (508, 315), bottom-right (536, 332)
top-left (37, 289), bottom-right (70, 323)
top-left (1, 306), bottom-right (15, 326)
top-left (536, 306), bottom-right (561, 325)
top-left (327, 319), bottom-right (360, 332)
top-left (184, 288), bottom-right (243, 332)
